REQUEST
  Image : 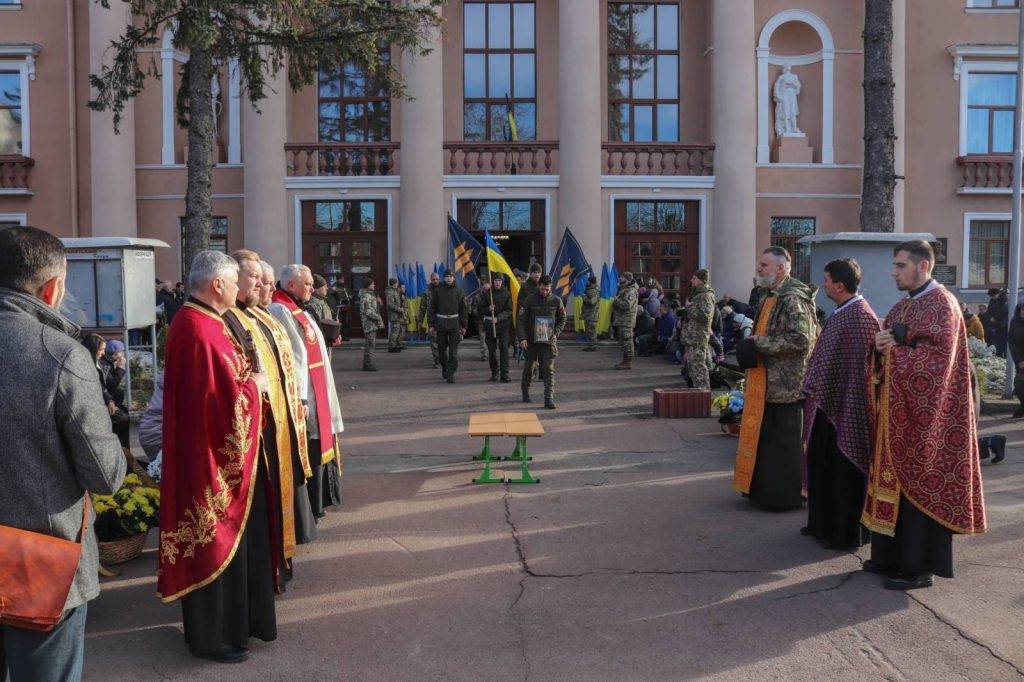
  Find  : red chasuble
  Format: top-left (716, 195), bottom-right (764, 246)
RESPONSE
top-left (862, 284), bottom-right (986, 537)
top-left (271, 289), bottom-right (335, 464)
top-left (157, 302), bottom-right (263, 602)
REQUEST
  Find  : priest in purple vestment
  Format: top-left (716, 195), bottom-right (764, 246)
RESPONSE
top-left (801, 258), bottom-right (881, 549)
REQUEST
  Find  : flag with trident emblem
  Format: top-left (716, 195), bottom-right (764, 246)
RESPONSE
top-left (447, 215), bottom-right (482, 296)
top-left (549, 227), bottom-right (593, 304)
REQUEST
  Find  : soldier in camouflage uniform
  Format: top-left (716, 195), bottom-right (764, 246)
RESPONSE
top-left (419, 272), bottom-right (440, 367)
top-left (516, 275), bottom-right (566, 409)
top-left (734, 246), bottom-right (819, 510)
top-left (359, 280), bottom-right (384, 371)
top-left (681, 268), bottom-right (716, 389)
top-left (581, 275), bottom-right (600, 351)
top-left (475, 275), bottom-right (491, 361)
top-left (611, 271), bottom-right (639, 369)
top-left (384, 278), bottom-right (408, 352)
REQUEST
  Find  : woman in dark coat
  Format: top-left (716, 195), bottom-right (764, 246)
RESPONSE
top-left (82, 334), bottom-right (130, 447)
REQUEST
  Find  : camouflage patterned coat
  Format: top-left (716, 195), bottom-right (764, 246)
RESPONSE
top-left (359, 289), bottom-right (384, 334)
top-left (385, 285), bottom-right (407, 323)
top-left (680, 283), bottom-right (715, 347)
top-left (752, 276), bottom-right (818, 403)
top-left (611, 281), bottom-right (639, 328)
top-left (581, 283), bottom-right (600, 323)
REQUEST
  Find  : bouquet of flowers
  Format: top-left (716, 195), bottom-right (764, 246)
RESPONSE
top-left (91, 473), bottom-right (160, 541)
top-left (713, 381), bottom-right (745, 426)
top-left (968, 337), bottom-right (1006, 396)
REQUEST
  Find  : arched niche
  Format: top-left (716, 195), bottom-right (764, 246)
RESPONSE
top-left (756, 10), bottom-right (835, 165)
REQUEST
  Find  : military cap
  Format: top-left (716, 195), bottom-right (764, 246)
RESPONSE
top-left (693, 268), bottom-right (710, 283)
top-left (529, 262), bottom-right (543, 274)
top-left (621, 271), bottom-right (634, 283)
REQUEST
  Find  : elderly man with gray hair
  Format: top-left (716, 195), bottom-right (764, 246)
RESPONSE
top-left (0, 227), bottom-right (126, 680)
top-left (269, 264), bottom-right (345, 520)
top-left (157, 249), bottom-right (279, 663)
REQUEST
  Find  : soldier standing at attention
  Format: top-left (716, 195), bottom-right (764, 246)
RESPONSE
top-left (419, 271), bottom-right (441, 368)
top-left (308, 274), bottom-right (336, 323)
top-left (517, 274), bottom-right (566, 409)
top-left (611, 271), bottom-right (639, 370)
top-left (428, 269), bottom-right (468, 383)
top-left (478, 274), bottom-right (513, 382)
top-left (581, 274), bottom-right (600, 351)
top-left (681, 269), bottom-right (716, 389)
top-left (385, 278), bottom-right (407, 353)
top-left (359, 279), bottom-right (384, 371)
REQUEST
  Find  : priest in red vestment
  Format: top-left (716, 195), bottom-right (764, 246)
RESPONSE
top-left (158, 250), bottom-right (276, 663)
top-left (863, 240), bottom-right (986, 591)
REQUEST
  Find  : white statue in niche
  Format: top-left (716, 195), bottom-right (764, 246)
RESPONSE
top-left (211, 73), bottom-right (223, 139)
top-left (773, 64), bottom-right (803, 136)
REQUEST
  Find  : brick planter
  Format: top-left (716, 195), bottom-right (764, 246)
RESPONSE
top-left (652, 389), bottom-right (711, 418)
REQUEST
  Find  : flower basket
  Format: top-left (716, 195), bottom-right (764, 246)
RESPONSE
top-left (98, 531), bottom-right (148, 565)
top-left (721, 420), bottom-right (742, 437)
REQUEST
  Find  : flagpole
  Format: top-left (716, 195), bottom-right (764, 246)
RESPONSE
top-left (486, 233), bottom-right (497, 337)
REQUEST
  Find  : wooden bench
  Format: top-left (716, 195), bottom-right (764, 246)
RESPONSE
top-left (468, 412), bottom-right (544, 485)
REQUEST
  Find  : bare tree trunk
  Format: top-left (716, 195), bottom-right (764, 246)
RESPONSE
top-left (181, 44), bottom-right (215, 281)
top-left (861, 0), bottom-right (896, 233)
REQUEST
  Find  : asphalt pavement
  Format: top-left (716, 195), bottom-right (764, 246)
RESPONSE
top-left (83, 341), bottom-right (1024, 680)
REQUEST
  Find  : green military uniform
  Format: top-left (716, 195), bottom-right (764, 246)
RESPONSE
top-left (516, 289), bottom-right (566, 408)
top-left (518, 276), bottom-right (540, 310)
top-left (682, 280), bottom-right (716, 390)
top-left (428, 281), bottom-right (468, 382)
top-left (611, 277), bottom-right (639, 368)
top-left (475, 284), bottom-right (491, 361)
top-left (581, 281), bottom-right (600, 350)
top-left (385, 284), bottom-right (408, 351)
top-left (308, 292), bottom-right (335, 323)
top-left (359, 288), bottom-right (384, 370)
top-left (419, 282), bottom-right (439, 367)
top-left (476, 283), bottom-right (513, 381)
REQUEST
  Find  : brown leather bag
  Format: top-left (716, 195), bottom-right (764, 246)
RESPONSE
top-left (0, 499), bottom-right (87, 631)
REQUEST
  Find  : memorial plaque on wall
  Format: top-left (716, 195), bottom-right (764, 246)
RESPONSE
top-left (933, 265), bottom-right (957, 286)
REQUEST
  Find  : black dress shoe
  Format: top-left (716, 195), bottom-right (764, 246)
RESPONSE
top-left (194, 645), bottom-right (251, 664)
top-left (862, 560), bottom-right (896, 576)
top-left (884, 572), bottom-right (933, 591)
top-left (990, 435), bottom-right (1007, 463)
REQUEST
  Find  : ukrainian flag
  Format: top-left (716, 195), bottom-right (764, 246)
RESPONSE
top-left (596, 263), bottom-right (615, 335)
top-left (484, 230), bottom-right (520, 319)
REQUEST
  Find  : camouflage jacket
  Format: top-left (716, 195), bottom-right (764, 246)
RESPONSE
top-left (581, 283), bottom-right (600, 322)
top-left (516, 291), bottom-right (567, 354)
top-left (611, 281), bottom-right (639, 328)
top-left (359, 289), bottom-right (384, 333)
top-left (681, 284), bottom-right (715, 347)
top-left (418, 283), bottom-right (436, 327)
top-left (753, 276), bottom-right (818, 404)
top-left (307, 293), bottom-right (335, 323)
top-left (385, 286), bottom-right (407, 323)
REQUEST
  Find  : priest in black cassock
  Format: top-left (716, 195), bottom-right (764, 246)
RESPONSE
top-left (800, 258), bottom-right (879, 549)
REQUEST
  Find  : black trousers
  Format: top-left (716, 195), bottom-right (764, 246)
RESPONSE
top-left (485, 327), bottom-right (510, 378)
top-left (182, 463), bottom-right (277, 655)
top-left (871, 495), bottom-right (954, 578)
top-left (805, 413), bottom-right (870, 548)
top-left (437, 330), bottom-right (461, 378)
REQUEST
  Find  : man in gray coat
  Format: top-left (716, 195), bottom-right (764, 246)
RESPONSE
top-left (0, 226), bottom-right (126, 681)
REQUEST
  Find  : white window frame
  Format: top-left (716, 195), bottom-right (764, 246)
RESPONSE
top-left (962, 211), bottom-right (1012, 289)
top-left (957, 60), bottom-right (1017, 156)
top-left (0, 212), bottom-right (27, 226)
top-left (0, 48), bottom-right (37, 157)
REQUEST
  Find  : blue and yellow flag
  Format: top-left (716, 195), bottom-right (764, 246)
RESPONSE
top-left (484, 230), bottom-right (521, 319)
top-left (447, 215), bottom-right (482, 296)
top-left (549, 227), bottom-right (593, 304)
top-left (597, 263), bottom-right (615, 335)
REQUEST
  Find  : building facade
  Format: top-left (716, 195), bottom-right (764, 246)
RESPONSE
top-left (0, 0), bottom-right (1021, 302)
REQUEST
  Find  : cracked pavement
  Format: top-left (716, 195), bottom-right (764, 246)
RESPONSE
top-left (84, 345), bottom-right (1024, 680)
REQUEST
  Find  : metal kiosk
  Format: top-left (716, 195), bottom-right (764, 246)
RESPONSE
top-left (59, 237), bottom-right (170, 413)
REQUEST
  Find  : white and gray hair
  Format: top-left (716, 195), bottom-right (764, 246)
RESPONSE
top-left (188, 250), bottom-right (239, 291)
top-left (259, 260), bottom-right (274, 278)
top-left (280, 263), bottom-right (311, 284)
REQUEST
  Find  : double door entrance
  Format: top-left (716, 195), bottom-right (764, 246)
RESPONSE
top-left (301, 199), bottom-right (388, 337)
top-left (614, 199), bottom-right (700, 302)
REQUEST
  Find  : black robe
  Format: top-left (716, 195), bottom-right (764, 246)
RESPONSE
top-left (749, 402), bottom-right (805, 510)
top-left (805, 413), bottom-right (870, 548)
top-left (871, 496), bottom-right (953, 578)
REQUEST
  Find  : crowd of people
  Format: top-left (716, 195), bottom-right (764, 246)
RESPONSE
top-left (0, 224), bottom-right (1009, 679)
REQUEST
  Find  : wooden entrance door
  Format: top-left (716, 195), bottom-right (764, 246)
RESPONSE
top-left (302, 200), bottom-right (388, 336)
top-left (614, 199), bottom-right (699, 302)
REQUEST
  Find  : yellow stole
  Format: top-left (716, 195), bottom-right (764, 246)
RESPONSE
top-left (861, 345), bottom-right (901, 537)
top-left (235, 308), bottom-right (298, 559)
top-left (732, 296), bottom-right (777, 493)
